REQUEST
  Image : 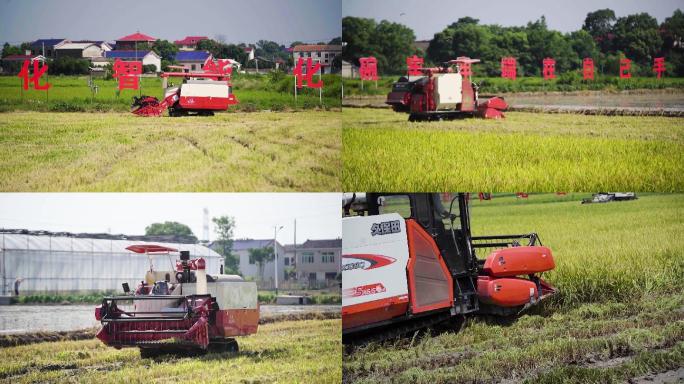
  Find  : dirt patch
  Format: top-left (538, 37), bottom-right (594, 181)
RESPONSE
top-left (627, 367), bottom-right (684, 384)
top-left (0, 328), bottom-right (97, 347)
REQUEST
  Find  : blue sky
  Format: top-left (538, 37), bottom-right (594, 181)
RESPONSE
top-left (0, 193), bottom-right (342, 243)
top-left (343, 0), bottom-right (683, 40)
top-left (0, 0), bottom-right (341, 46)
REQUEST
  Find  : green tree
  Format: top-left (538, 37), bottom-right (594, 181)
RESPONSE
top-left (145, 221), bottom-right (197, 242)
top-left (328, 37), bottom-right (342, 45)
top-left (568, 30), bottom-right (600, 61)
top-left (342, 16), bottom-right (417, 74)
top-left (152, 39), bottom-right (178, 62)
top-left (2, 42), bottom-right (21, 58)
top-left (582, 8), bottom-right (616, 51)
top-left (660, 9), bottom-right (684, 76)
top-left (212, 216), bottom-right (239, 275)
top-left (612, 13), bottom-right (662, 63)
top-left (248, 246), bottom-right (274, 282)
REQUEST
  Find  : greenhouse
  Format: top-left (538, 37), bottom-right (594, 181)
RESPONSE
top-left (0, 230), bottom-right (224, 294)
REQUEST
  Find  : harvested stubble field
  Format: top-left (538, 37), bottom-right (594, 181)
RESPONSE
top-left (0, 111), bottom-right (340, 191)
top-left (341, 108), bottom-right (684, 192)
top-left (343, 193), bottom-right (684, 384)
top-left (0, 319), bottom-right (341, 384)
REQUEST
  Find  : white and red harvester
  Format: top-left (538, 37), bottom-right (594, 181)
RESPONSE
top-left (132, 58), bottom-right (239, 117)
top-left (95, 245), bottom-right (258, 356)
top-left (385, 57), bottom-right (508, 121)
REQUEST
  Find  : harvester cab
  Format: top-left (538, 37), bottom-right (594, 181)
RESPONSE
top-left (385, 57), bottom-right (508, 121)
top-left (95, 245), bottom-right (258, 357)
top-left (131, 57), bottom-right (239, 117)
top-left (342, 193), bottom-right (557, 343)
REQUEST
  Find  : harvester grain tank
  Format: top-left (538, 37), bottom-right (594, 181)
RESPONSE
top-left (341, 193), bottom-right (556, 343)
top-left (385, 57), bottom-right (508, 121)
top-left (95, 245), bottom-right (258, 356)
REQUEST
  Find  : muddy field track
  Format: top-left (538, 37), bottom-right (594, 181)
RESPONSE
top-left (0, 311), bottom-right (341, 348)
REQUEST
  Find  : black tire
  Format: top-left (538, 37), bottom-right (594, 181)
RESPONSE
top-left (139, 348), bottom-right (160, 358)
top-left (208, 339), bottom-right (239, 354)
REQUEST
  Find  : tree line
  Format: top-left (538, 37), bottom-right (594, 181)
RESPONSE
top-left (342, 9), bottom-right (684, 77)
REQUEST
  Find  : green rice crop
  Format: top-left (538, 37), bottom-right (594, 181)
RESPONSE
top-left (342, 108), bottom-right (684, 192)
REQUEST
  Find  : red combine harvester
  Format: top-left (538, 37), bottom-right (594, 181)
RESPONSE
top-left (385, 57), bottom-right (508, 121)
top-left (131, 58), bottom-right (238, 117)
top-left (342, 193), bottom-right (556, 343)
top-left (95, 245), bottom-right (258, 356)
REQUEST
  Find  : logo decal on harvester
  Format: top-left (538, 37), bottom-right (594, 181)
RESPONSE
top-left (371, 220), bottom-right (401, 236)
top-left (342, 254), bottom-right (396, 271)
top-left (343, 282), bottom-right (387, 298)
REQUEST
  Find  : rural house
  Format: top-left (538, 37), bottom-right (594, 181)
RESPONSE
top-left (30, 38), bottom-right (66, 58)
top-left (55, 42), bottom-right (107, 59)
top-left (115, 32), bottom-right (156, 50)
top-left (292, 44), bottom-right (342, 74)
top-left (175, 51), bottom-right (212, 71)
top-left (104, 50), bottom-right (161, 72)
top-left (212, 239), bottom-right (287, 288)
top-left (174, 36), bottom-right (208, 51)
top-left (284, 238), bottom-right (341, 287)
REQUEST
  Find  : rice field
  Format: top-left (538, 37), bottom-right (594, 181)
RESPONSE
top-left (341, 108), bottom-right (684, 192)
top-left (0, 319), bottom-right (342, 384)
top-left (343, 193), bottom-right (684, 384)
top-left (0, 111), bottom-right (341, 191)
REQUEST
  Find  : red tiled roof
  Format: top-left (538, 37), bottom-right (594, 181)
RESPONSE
top-left (292, 44), bottom-right (342, 52)
top-left (117, 32), bottom-right (156, 42)
top-left (174, 36), bottom-right (208, 45)
top-left (2, 54), bottom-right (32, 61)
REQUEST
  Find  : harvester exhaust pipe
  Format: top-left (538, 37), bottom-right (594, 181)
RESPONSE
top-left (196, 258), bottom-right (207, 295)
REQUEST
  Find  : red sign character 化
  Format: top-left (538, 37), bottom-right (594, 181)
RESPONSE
top-left (583, 58), bottom-right (594, 80)
top-left (501, 57), bottom-right (516, 80)
top-left (359, 57), bottom-right (378, 81)
top-left (17, 60), bottom-right (51, 90)
top-left (293, 57), bottom-right (323, 89)
top-left (542, 57), bottom-right (556, 80)
top-left (619, 58), bottom-right (631, 79)
top-left (113, 59), bottom-right (143, 90)
top-left (406, 55), bottom-right (423, 76)
top-left (653, 57), bottom-right (665, 79)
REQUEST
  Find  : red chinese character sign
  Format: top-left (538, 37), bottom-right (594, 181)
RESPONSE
top-left (113, 59), bottom-right (143, 90)
top-left (501, 57), bottom-right (516, 80)
top-left (18, 60), bottom-right (51, 90)
top-left (542, 58), bottom-right (556, 80)
top-left (619, 58), bottom-right (631, 79)
top-left (653, 57), bottom-right (665, 79)
top-left (359, 57), bottom-right (378, 81)
top-left (293, 57), bottom-right (323, 89)
top-left (583, 58), bottom-right (594, 80)
top-left (406, 55), bottom-right (423, 76)
top-left (203, 57), bottom-right (233, 77)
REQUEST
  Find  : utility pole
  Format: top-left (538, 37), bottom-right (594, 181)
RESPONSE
top-left (274, 225), bottom-right (283, 295)
top-left (202, 207), bottom-right (209, 243)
